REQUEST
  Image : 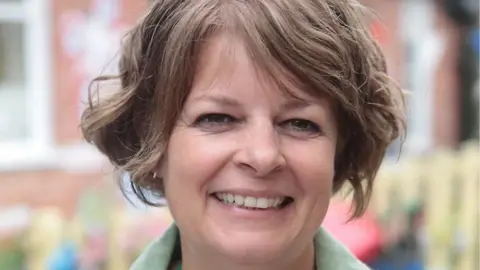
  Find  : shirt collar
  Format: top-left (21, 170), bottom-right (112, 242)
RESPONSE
top-left (131, 224), bottom-right (370, 270)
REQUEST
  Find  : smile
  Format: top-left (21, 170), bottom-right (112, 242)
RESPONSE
top-left (213, 192), bottom-right (294, 210)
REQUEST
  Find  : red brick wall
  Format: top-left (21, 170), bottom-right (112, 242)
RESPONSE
top-left (432, 3), bottom-right (462, 147)
top-left (0, 170), bottom-right (102, 217)
top-left (53, 0), bottom-right (148, 144)
top-left (361, 0), bottom-right (404, 84)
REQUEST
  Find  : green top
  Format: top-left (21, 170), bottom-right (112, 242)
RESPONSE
top-left (131, 224), bottom-right (371, 270)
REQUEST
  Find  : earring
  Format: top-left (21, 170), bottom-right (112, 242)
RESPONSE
top-left (153, 172), bottom-right (158, 179)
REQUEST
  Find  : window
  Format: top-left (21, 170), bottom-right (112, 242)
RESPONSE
top-left (0, 0), bottom-right (53, 169)
top-left (0, 22), bottom-right (26, 141)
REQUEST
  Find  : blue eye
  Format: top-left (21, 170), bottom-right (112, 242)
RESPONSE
top-left (194, 113), bottom-right (237, 131)
top-left (280, 119), bottom-right (321, 135)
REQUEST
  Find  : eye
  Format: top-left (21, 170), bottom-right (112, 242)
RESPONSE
top-left (280, 118), bottom-right (321, 136)
top-left (193, 113), bottom-right (237, 131)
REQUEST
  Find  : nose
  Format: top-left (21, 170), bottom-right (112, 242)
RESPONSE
top-left (233, 123), bottom-right (286, 177)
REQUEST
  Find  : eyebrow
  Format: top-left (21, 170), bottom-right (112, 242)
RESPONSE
top-left (193, 95), bottom-right (241, 107)
top-left (281, 99), bottom-right (313, 110)
top-left (192, 94), bottom-right (314, 110)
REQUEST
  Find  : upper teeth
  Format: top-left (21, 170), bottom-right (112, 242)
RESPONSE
top-left (215, 193), bottom-right (285, 209)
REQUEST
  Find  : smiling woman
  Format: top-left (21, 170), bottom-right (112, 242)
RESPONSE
top-left (80, 1), bottom-right (405, 270)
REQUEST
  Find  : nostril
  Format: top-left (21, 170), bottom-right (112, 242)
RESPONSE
top-left (238, 159), bottom-right (285, 176)
top-left (238, 162), bottom-right (255, 171)
top-left (232, 142), bottom-right (286, 177)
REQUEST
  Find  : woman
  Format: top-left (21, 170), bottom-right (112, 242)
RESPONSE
top-left (81, 0), bottom-right (405, 269)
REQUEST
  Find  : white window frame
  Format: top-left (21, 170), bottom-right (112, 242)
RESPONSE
top-left (0, 0), bottom-right (55, 170)
top-left (398, 0), bottom-right (443, 156)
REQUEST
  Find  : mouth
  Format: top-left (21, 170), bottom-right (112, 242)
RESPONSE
top-left (211, 192), bottom-right (294, 210)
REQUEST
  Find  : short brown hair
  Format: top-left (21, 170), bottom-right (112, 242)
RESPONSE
top-left (81, 0), bottom-right (405, 217)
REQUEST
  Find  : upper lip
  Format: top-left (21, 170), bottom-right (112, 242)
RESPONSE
top-left (211, 189), bottom-right (292, 198)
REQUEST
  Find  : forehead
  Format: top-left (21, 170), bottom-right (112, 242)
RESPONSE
top-left (190, 34), bottom-right (321, 104)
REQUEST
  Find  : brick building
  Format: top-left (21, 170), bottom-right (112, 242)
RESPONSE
top-left (0, 0), bottom-right (475, 215)
top-left (0, 0), bottom-right (148, 216)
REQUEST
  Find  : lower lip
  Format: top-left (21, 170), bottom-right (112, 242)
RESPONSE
top-left (210, 196), bottom-right (293, 219)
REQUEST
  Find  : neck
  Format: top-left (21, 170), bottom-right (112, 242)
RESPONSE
top-left (180, 238), bottom-right (315, 270)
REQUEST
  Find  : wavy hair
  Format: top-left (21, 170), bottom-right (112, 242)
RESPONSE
top-left (81, 0), bottom-right (406, 217)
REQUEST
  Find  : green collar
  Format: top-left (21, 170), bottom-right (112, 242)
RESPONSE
top-left (131, 224), bottom-right (370, 270)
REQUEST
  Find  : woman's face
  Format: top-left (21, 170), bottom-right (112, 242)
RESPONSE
top-left (159, 35), bottom-right (338, 264)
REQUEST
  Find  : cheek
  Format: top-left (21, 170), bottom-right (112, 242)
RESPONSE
top-left (289, 141), bottom-right (336, 193)
top-left (288, 141), bottom-right (336, 230)
top-left (163, 129), bottom-right (232, 195)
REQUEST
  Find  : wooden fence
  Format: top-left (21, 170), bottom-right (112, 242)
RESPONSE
top-left (371, 141), bottom-right (479, 270)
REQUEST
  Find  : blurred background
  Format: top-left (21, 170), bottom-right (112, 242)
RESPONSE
top-left (0, 0), bottom-right (478, 269)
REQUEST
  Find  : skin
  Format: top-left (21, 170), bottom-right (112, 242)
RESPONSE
top-left (157, 34), bottom-right (338, 270)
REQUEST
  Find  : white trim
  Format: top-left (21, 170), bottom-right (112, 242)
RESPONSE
top-left (0, 205), bottom-right (31, 231)
top-left (0, 2), bottom-right (25, 22)
top-left (0, 143), bottom-right (106, 172)
top-left (53, 143), bottom-right (107, 172)
top-left (24, 0), bottom-right (54, 149)
top-left (0, 142), bottom-right (56, 171)
top-left (399, 0), bottom-right (439, 155)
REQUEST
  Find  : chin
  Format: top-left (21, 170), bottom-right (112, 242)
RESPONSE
top-left (210, 230), bottom-right (294, 263)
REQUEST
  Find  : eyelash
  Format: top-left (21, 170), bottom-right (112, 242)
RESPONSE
top-left (280, 118), bottom-right (321, 135)
top-left (193, 113), bottom-right (322, 136)
top-left (194, 113), bottom-right (237, 129)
